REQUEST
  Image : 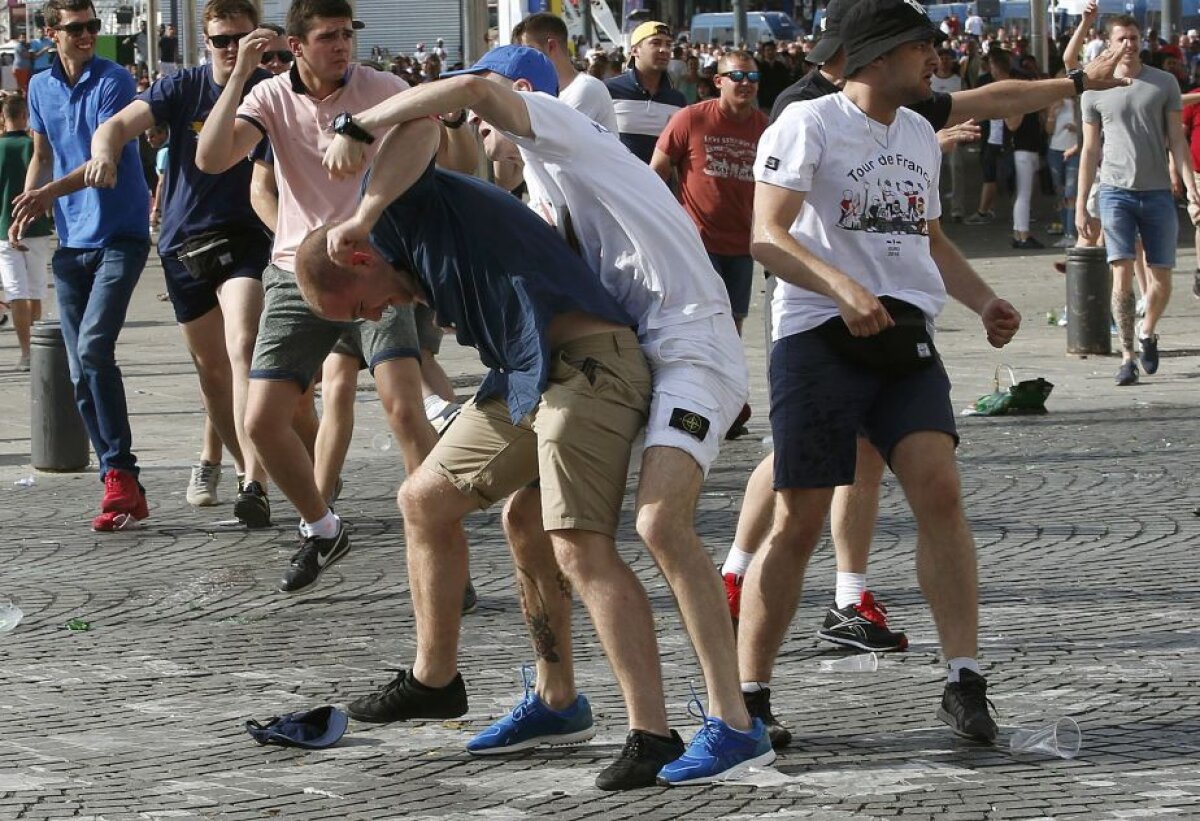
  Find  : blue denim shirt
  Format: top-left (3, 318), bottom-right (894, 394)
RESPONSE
top-left (28, 56), bottom-right (149, 248)
top-left (369, 163), bottom-right (634, 423)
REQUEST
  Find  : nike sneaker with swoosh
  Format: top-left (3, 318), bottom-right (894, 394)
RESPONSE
top-left (279, 522), bottom-right (351, 593)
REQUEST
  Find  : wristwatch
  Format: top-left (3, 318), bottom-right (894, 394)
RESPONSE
top-left (332, 112), bottom-right (375, 144)
top-left (441, 109), bottom-right (468, 129)
top-left (1067, 68), bottom-right (1086, 96)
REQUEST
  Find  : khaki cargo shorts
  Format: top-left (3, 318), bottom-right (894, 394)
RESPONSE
top-left (427, 329), bottom-right (650, 536)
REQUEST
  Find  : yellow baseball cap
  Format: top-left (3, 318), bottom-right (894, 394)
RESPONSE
top-left (631, 20), bottom-right (672, 47)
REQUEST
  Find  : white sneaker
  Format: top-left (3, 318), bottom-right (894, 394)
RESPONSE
top-left (1135, 297), bottom-right (1147, 318)
top-left (186, 461), bottom-right (222, 507)
top-left (1053, 236), bottom-right (1077, 249)
top-left (425, 395), bottom-right (463, 437)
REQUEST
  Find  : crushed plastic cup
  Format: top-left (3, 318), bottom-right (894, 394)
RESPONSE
top-left (818, 652), bottom-right (878, 673)
top-left (13, 476), bottom-right (35, 488)
top-left (371, 433), bottom-right (394, 452)
top-left (1010, 717), bottom-right (1082, 760)
top-left (0, 598), bottom-right (23, 634)
top-left (64, 618), bottom-right (91, 632)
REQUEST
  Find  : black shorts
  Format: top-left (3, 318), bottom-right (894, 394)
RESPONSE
top-left (768, 329), bottom-right (958, 489)
top-left (160, 232), bottom-right (270, 324)
top-left (980, 143), bottom-right (1006, 184)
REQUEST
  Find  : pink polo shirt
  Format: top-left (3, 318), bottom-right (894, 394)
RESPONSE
top-left (238, 64), bottom-right (408, 272)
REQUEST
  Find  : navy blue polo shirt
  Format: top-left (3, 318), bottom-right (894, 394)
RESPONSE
top-left (138, 65), bottom-right (270, 255)
top-left (605, 68), bottom-right (686, 163)
top-left (28, 56), bottom-right (149, 248)
top-left (369, 162), bottom-right (635, 423)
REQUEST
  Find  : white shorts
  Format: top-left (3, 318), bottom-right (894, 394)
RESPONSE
top-left (640, 314), bottom-right (749, 476)
top-left (0, 237), bottom-right (51, 302)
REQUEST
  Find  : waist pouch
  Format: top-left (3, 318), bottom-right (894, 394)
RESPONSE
top-left (177, 225), bottom-right (268, 282)
top-left (813, 296), bottom-right (937, 376)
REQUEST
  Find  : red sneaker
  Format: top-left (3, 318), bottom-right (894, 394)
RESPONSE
top-left (101, 469), bottom-right (141, 513)
top-left (723, 572), bottom-right (744, 622)
top-left (92, 510), bottom-right (144, 531)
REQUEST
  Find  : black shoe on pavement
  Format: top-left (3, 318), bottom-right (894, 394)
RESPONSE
top-left (1115, 360), bottom-right (1140, 386)
top-left (743, 687), bottom-right (792, 749)
top-left (937, 669), bottom-right (998, 743)
top-left (816, 591), bottom-right (909, 652)
top-left (234, 480), bottom-right (272, 529)
top-left (1139, 335), bottom-right (1160, 375)
top-left (462, 579), bottom-right (478, 615)
top-left (595, 729), bottom-right (685, 791)
top-left (345, 668), bottom-right (468, 724)
top-left (278, 523), bottom-right (351, 593)
top-left (1193, 271), bottom-right (1200, 298)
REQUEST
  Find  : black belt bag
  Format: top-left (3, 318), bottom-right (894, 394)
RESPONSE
top-left (177, 225), bottom-right (267, 282)
top-left (813, 296), bottom-right (937, 376)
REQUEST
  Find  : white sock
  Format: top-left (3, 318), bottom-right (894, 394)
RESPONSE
top-left (946, 657), bottom-right (982, 683)
top-left (303, 509), bottom-right (340, 540)
top-left (740, 681), bottom-right (770, 694)
top-left (722, 546), bottom-right (753, 577)
top-left (835, 572), bottom-right (867, 609)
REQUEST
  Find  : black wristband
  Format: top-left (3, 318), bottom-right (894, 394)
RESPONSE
top-left (1068, 68), bottom-right (1086, 96)
top-left (442, 109), bottom-right (468, 129)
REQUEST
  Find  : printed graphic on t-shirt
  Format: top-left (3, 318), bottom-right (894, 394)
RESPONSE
top-left (837, 151), bottom-right (932, 237)
top-left (701, 135), bottom-right (757, 182)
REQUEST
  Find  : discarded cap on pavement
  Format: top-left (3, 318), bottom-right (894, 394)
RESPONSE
top-left (245, 705), bottom-right (348, 749)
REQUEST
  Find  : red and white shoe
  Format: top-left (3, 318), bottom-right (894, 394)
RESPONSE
top-left (94, 469), bottom-right (149, 531)
top-left (724, 572), bottom-right (744, 624)
top-left (816, 590), bottom-right (908, 652)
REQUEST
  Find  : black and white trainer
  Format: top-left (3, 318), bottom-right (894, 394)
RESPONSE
top-left (937, 669), bottom-right (999, 743)
top-left (816, 591), bottom-right (908, 652)
top-left (278, 522), bottom-right (351, 593)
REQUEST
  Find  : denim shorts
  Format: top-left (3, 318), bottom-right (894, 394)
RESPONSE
top-left (1096, 185), bottom-right (1178, 269)
top-left (768, 329), bottom-right (958, 489)
top-left (706, 252), bottom-right (755, 318)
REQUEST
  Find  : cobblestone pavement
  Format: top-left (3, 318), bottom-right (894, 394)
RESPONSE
top-left (1, 220), bottom-right (1198, 820)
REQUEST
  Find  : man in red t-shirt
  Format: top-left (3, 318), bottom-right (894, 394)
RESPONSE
top-left (1182, 99), bottom-right (1200, 295)
top-left (651, 51), bottom-right (768, 335)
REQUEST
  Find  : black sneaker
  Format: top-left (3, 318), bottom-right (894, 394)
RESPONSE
top-left (743, 687), bottom-right (792, 749)
top-left (1139, 334), bottom-right (1159, 375)
top-left (1115, 359), bottom-right (1139, 386)
top-left (234, 480), bottom-right (272, 529)
top-left (816, 591), bottom-right (909, 652)
top-left (462, 579), bottom-right (478, 615)
top-left (345, 668), bottom-right (468, 723)
top-left (1193, 271), bottom-right (1200, 298)
top-left (595, 729), bottom-right (685, 791)
top-left (937, 669), bottom-right (998, 743)
top-left (278, 523), bottom-right (351, 593)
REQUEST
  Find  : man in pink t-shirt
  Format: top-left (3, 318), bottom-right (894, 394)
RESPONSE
top-left (197, 0), bottom-right (438, 594)
top-left (651, 51), bottom-right (768, 335)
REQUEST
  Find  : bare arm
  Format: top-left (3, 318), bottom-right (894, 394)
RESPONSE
top-left (436, 120), bottom-right (482, 175)
top-left (648, 148), bottom-right (675, 183)
top-left (196, 27), bottom-right (274, 172)
top-left (86, 99), bottom-right (156, 188)
top-left (750, 181), bottom-right (893, 337)
top-left (1166, 111), bottom-right (1200, 210)
top-left (929, 218), bottom-right (1020, 347)
top-left (250, 160), bottom-right (278, 233)
top-left (1075, 119), bottom-right (1103, 241)
top-left (1064, 1), bottom-right (1098, 72)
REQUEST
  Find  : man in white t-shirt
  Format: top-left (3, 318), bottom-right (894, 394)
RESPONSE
top-left (749, 0), bottom-right (1020, 745)
top-left (323, 45), bottom-right (770, 788)
top-left (512, 12), bottom-right (618, 134)
top-left (964, 10), bottom-right (985, 38)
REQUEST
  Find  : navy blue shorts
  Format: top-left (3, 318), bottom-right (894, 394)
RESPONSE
top-left (707, 252), bottom-right (755, 318)
top-left (160, 232), bottom-right (270, 324)
top-left (769, 330), bottom-right (959, 489)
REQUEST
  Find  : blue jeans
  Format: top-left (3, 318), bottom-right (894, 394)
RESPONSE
top-left (53, 238), bottom-right (150, 479)
top-left (1046, 149), bottom-right (1080, 236)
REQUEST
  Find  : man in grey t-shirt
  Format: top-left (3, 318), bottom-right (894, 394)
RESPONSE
top-left (1078, 13), bottom-right (1200, 386)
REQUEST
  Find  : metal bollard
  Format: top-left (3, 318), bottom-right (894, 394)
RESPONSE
top-left (30, 320), bottom-right (90, 472)
top-left (1065, 246), bottom-right (1112, 356)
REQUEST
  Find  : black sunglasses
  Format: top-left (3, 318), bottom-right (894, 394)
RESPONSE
top-left (56, 19), bottom-right (102, 36)
top-left (207, 31), bottom-right (252, 49)
top-left (261, 50), bottom-right (294, 64)
top-left (719, 70), bottom-right (761, 82)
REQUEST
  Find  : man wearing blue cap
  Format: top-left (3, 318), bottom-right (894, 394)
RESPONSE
top-left (748, 0), bottom-right (1021, 744)
top-left (320, 45), bottom-right (773, 788)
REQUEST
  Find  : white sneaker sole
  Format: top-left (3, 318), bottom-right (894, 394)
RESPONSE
top-left (466, 725), bottom-right (596, 756)
top-left (660, 748), bottom-right (777, 786)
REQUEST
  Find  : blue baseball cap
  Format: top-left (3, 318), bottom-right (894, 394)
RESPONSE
top-left (441, 45), bottom-right (559, 96)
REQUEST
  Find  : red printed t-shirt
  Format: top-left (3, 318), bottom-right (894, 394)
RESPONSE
top-left (1183, 103), bottom-right (1200, 171)
top-left (655, 99), bottom-right (768, 256)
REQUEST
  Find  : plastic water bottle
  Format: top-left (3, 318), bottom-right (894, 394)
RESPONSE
top-left (0, 599), bottom-right (24, 634)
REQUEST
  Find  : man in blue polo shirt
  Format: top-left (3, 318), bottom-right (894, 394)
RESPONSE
top-left (10, 0), bottom-right (150, 531)
top-left (605, 20), bottom-right (685, 163)
top-left (85, 0), bottom-right (274, 528)
top-left (29, 25), bottom-right (56, 75)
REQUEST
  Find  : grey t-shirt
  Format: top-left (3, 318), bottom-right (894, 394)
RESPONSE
top-left (1081, 64), bottom-right (1181, 191)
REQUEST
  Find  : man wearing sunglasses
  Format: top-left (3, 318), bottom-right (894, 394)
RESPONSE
top-left (9, 0), bottom-right (150, 531)
top-left (84, 0), bottom-right (276, 528)
top-left (605, 20), bottom-right (685, 163)
top-left (652, 52), bottom-right (768, 339)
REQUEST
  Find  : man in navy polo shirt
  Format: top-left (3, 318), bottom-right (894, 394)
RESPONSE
top-left (10, 0), bottom-right (151, 532)
top-left (605, 20), bottom-right (685, 163)
top-left (85, 0), bottom-right (275, 528)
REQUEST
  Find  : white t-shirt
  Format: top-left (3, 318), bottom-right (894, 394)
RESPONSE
top-left (930, 72), bottom-right (963, 95)
top-left (504, 92), bottom-right (731, 336)
top-left (754, 93), bottom-right (947, 341)
top-left (558, 72), bottom-right (620, 135)
top-left (1083, 37), bottom-right (1105, 64)
top-left (1049, 97), bottom-right (1078, 152)
top-left (965, 14), bottom-right (985, 36)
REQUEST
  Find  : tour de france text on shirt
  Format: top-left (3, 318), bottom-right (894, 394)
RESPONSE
top-left (847, 151), bottom-right (932, 186)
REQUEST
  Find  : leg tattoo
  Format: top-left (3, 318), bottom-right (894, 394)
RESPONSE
top-left (516, 566), bottom-right (561, 663)
top-left (1114, 290), bottom-right (1136, 354)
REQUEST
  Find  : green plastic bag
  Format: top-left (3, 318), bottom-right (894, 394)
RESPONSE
top-left (974, 366), bottom-right (1053, 416)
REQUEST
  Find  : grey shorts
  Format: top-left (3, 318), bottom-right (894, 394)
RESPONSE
top-left (330, 301), bottom-right (442, 362)
top-left (250, 263), bottom-right (420, 387)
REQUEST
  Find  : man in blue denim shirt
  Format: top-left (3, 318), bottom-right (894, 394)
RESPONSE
top-left (10, 0), bottom-right (151, 532)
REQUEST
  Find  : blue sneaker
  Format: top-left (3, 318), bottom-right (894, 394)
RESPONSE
top-left (656, 716), bottom-right (776, 786)
top-left (466, 669), bottom-right (595, 755)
